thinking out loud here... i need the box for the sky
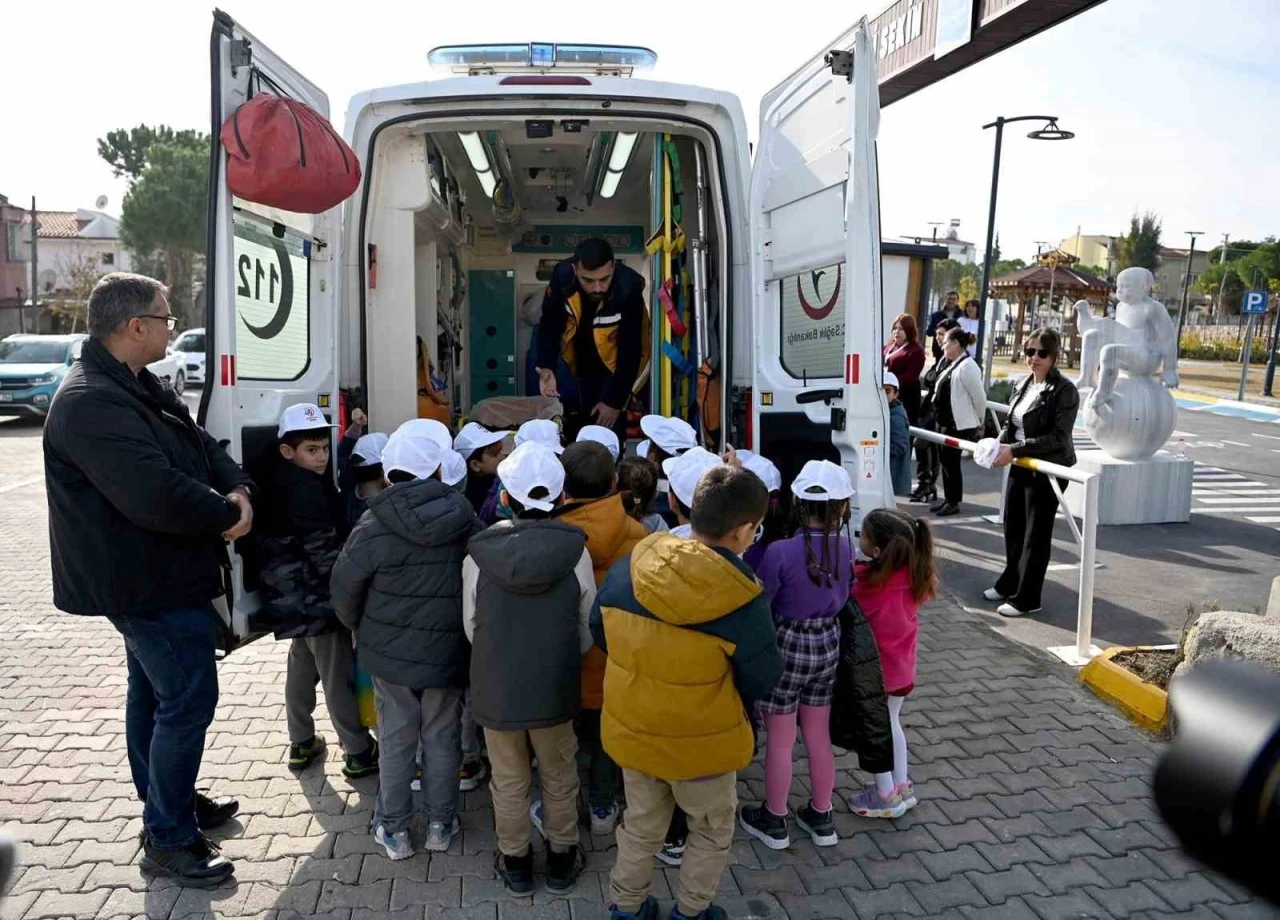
[2,0,1277,263]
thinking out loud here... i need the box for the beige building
[1153,246,1212,310]
[1058,232,1116,274]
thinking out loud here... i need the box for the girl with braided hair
[848,508,937,818]
[740,460,854,851]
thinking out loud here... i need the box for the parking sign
[1242,290,1269,314]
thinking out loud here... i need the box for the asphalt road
[914,401,1280,658]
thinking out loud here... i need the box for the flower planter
[1079,645,1172,733]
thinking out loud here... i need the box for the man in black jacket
[534,238,646,442]
[925,291,962,360]
[43,272,251,887]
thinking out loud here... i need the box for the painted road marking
[1192,489,1280,496]
[1247,516,1280,524]
[1194,496,1280,505]
[0,475,43,496]
[1253,433,1280,441]
[1222,440,1250,448]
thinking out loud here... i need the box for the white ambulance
[202,11,890,644]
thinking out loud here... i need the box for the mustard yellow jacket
[590,534,782,781]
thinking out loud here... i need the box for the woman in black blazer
[986,328,1079,618]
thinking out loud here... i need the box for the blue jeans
[106,606,220,849]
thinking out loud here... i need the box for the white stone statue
[1074,267,1179,460]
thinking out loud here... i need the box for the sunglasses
[1024,346,1053,359]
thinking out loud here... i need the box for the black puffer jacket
[829,598,893,774]
[331,478,481,689]
[43,338,250,618]
[251,459,347,640]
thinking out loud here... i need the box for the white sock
[874,771,896,798]
[889,696,909,786]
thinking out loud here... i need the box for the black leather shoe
[140,835,234,888]
[196,792,240,831]
[934,502,961,517]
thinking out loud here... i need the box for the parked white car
[170,327,206,386]
[147,350,186,395]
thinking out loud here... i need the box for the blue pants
[106,607,220,849]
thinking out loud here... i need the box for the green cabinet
[468,270,516,399]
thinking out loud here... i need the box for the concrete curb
[1079,646,1170,734]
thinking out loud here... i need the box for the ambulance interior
[359,116,727,444]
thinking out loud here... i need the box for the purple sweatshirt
[757,531,854,621]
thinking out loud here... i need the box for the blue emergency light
[427,44,657,76]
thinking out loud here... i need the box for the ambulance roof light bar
[428,43,657,77]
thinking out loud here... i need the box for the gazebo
[989,251,1112,367]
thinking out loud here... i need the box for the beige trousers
[610,769,738,915]
[484,721,580,855]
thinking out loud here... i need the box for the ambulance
[202,10,891,644]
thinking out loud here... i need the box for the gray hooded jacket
[331,477,482,689]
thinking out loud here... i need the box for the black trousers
[915,439,940,493]
[995,466,1065,611]
[939,427,979,505]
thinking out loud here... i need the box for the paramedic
[535,238,646,441]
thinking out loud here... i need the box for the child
[546,440,647,837]
[736,450,784,573]
[661,447,724,540]
[256,403,378,779]
[454,422,509,516]
[337,409,389,528]
[617,457,668,534]
[849,508,935,818]
[331,425,483,859]
[479,418,563,524]
[462,442,596,895]
[740,460,854,850]
[576,423,621,461]
[638,415,697,526]
[593,467,782,920]
[883,372,912,497]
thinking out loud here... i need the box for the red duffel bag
[220,94,361,214]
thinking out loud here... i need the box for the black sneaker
[739,804,790,850]
[656,836,685,866]
[140,835,234,888]
[343,740,379,779]
[671,905,728,920]
[546,844,586,892]
[195,792,240,831]
[795,802,838,847]
[610,896,660,920]
[459,758,488,792]
[495,848,534,896]
[288,735,326,771]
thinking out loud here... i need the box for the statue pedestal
[1064,449,1193,525]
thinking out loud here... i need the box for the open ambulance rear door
[749,19,890,524]
[201,10,346,646]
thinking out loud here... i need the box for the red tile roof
[20,211,83,239]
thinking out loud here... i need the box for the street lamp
[976,116,1075,390]
[1175,230,1204,360]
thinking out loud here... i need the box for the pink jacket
[852,563,919,695]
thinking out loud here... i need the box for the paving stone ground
[1,420,1277,919]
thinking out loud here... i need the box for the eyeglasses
[136,314,177,331]
[1024,346,1053,359]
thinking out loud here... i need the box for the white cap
[576,424,620,460]
[395,418,453,453]
[441,450,468,486]
[640,415,697,456]
[351,432,389,467]
[737,449,782,493]
[382,429,446,481]
[498,441,564,512]
[636,439,652,459]
[515,418,564,454]
[883,371,900,391]
[454,422,508,457]
[662,446,724,509]
[791,459,854,501]
[278,403,337,439]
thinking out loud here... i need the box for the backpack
[221,89,361,214]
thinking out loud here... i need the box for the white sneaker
[374,824,413,861]
[589,803,619,837]
[530,800,545,839]
[424,816,460,853]
[997,602,1041,618]
[983,587,1007,602]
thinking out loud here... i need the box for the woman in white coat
[931,327,987,516]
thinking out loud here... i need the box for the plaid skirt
[757,615,842,715]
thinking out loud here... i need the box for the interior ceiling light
[599,132,638,199]
[477,170,497,198]
[458,132,491,171]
